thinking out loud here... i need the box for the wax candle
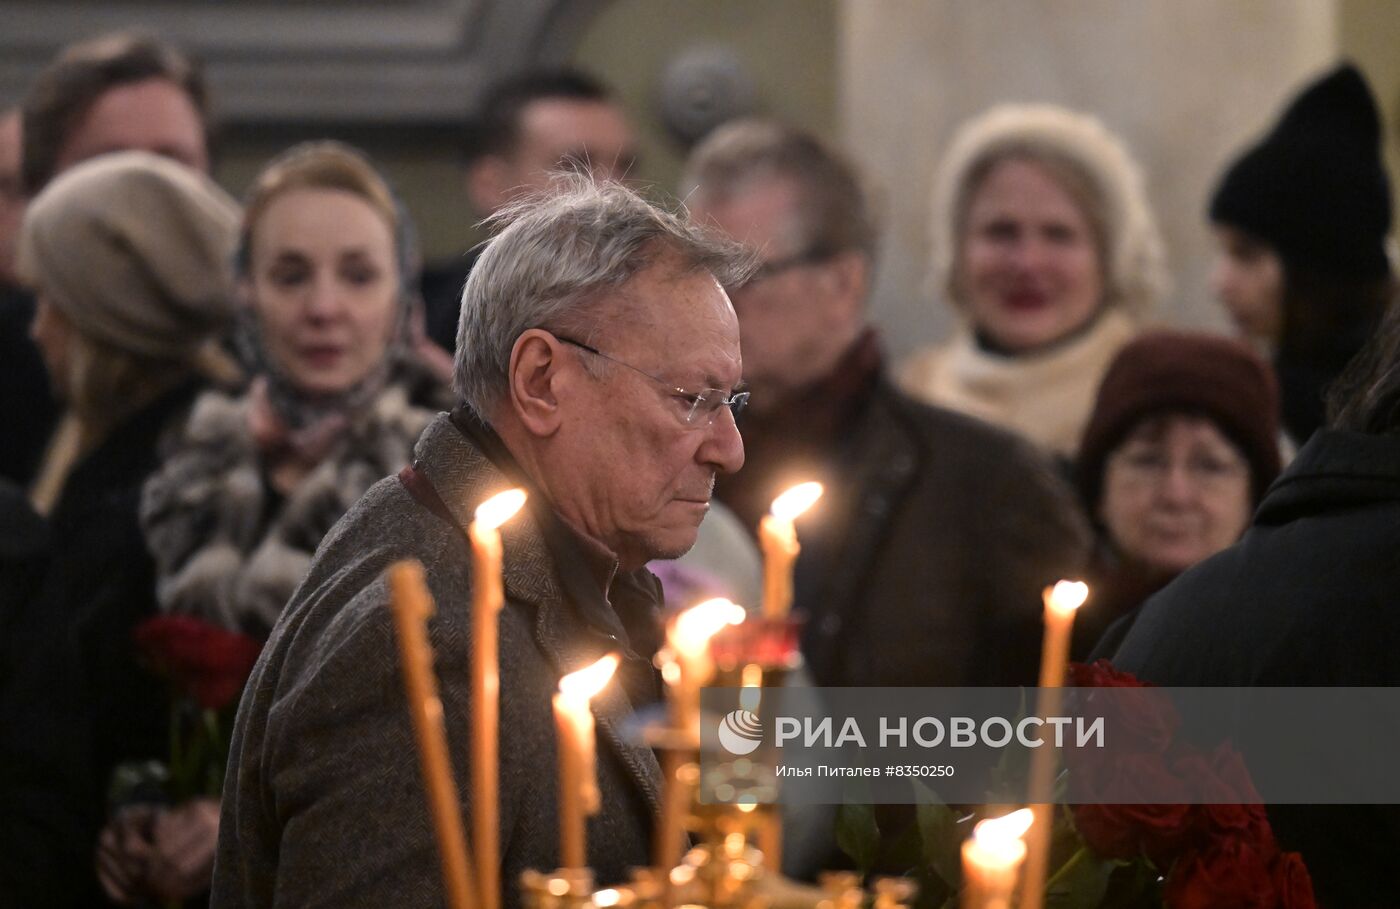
[667,597,747,734]
[388,560,478,909]
[467,488,525,909]
[961,809,1033,909]
[759,482,823,619]
[655,598,746,871]
[554,654,620,870]
[1019,580,1089,909]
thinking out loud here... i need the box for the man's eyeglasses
[555,335,749,426]
[742,247,836,285]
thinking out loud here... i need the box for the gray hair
[453,172,756,415]
[681,118,878,262]
[930,103,1168,317]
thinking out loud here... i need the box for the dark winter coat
[0,380,202,908]
[210,412,665,909]
[754,377,1092,688]
[1112,430,1400,909]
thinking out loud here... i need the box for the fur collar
[140,379,436,637]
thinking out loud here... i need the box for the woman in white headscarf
[900,104,1168,460]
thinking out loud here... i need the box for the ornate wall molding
[0,0,608,123]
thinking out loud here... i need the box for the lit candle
[1019,580,1089,909]
[387,560,478,909]
[759,482,823,619]
[667,598,747,735]
[467,488,526,909]
[656,598,746,870]
[554,654,620,870]
[961,809,1033,909]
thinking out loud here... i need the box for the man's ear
[507,329,565,437]
[466,156,514,216]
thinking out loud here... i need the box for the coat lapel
[414,415,664,814]
[531,592,664,816]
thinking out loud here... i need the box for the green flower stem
[1043,845,1091,891]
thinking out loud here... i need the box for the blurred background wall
[3,0,1398,352]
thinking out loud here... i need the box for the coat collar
[1256,430,1400,524]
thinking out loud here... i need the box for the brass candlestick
[519,868,595,909]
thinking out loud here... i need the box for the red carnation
[1165,838,1277,909]
[1271,851,1317,909]
[134,614,262,710]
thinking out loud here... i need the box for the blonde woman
[140,141,443,641]
[900,104,1167,459]
[1,150,238,907]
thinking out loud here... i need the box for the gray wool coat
[210,413,666,909]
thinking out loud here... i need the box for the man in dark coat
[1111,304,1400,909]
[211,176,754,908]
[683,120,1091,689]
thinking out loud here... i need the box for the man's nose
[700,406,745,475]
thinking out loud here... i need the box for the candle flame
[559,653,620,701]
[770,481,823,522]
[1045,579,1089,616]
[974,808,1034,844]
[670,597,746,660]
[474,488,527,531]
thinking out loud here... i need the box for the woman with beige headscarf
[0,150,238,908]
[899,104,1168,460]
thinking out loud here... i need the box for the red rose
[1069,658,1145,689]
[1173,744,1273,850]
[134,615,263,710]
[1071,751,1194,864]
[1164,839,1277,909]
[1069,660,1180,754]
[1271,851,1317,909]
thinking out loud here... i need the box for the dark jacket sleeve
[211,564,556,909]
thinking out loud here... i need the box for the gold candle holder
[817,871,862,909]
[672,824,766,909]
[520,868,596,909]
[871,877,918,909]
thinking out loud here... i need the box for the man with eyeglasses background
[682,119,1092,691]
[211,175,753,908]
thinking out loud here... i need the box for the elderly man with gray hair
[210,175,752,908]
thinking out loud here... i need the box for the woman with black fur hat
[1210,62,1395,445]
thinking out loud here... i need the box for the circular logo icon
[717,709,763,755]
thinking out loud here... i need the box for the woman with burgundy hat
[1209,62,1395,445]
[1074,330,1282,657]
